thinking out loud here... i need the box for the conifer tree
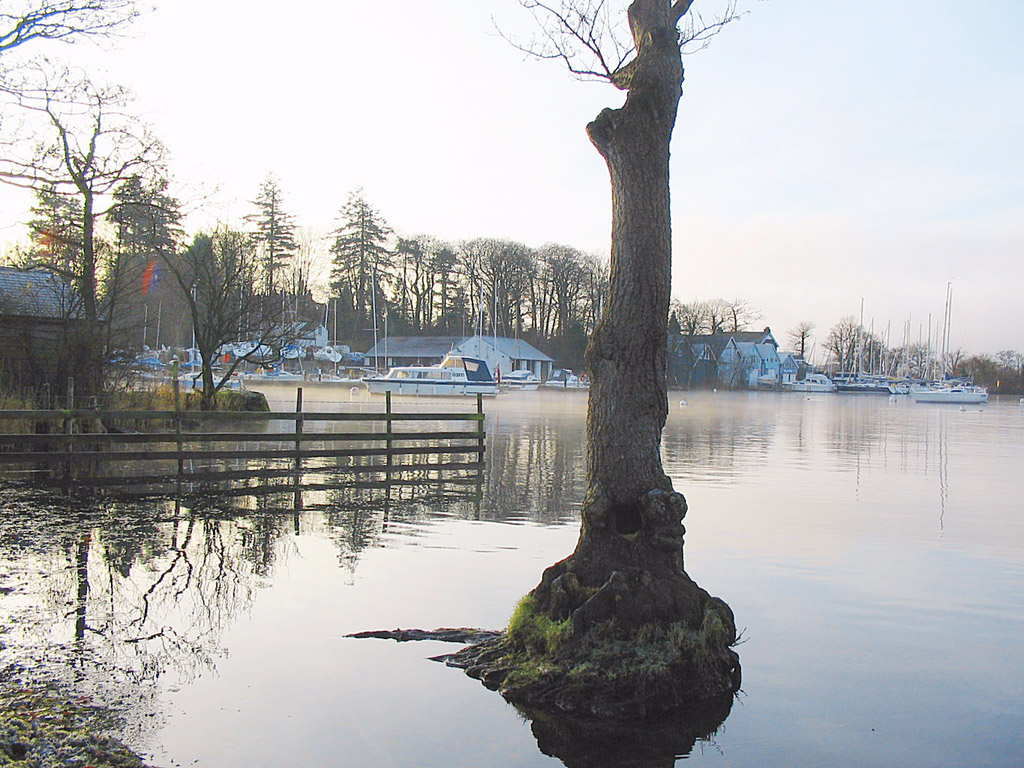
[329,189,392,345]
[247,173,297,295]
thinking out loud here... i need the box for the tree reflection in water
[520,694,733,767]
[0,410,623,762]
[0,492,270,711]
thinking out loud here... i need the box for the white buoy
[1019,398,1024,405]
[349,386,360,402]
[678,399,687,407]
[889,395,898,403]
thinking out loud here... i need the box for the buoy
[959,406,966,412]
[889,395,898,403]
[349,386,360,402]
[678,399,687,407]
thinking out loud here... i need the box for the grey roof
[0,267,76,319]
[365,335,553,363]
[464,335,553,363]
[681,327,777,353]
[364,336,463,359]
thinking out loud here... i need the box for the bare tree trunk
[533,0,694,624]
[496,0,739,713]
[447,0,740,719]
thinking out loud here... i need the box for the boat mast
[941,281,953,377]
[371,265,380,371]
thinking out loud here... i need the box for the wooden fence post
[476,393,484,459]
[294,387,303,472]
[63,377,75,487]
[385,390,393,479]
[172,361,183,476]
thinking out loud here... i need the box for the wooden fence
[0,387,486,495]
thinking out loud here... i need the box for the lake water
[1,389,1022,767]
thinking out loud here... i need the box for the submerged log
[346,628,502,644]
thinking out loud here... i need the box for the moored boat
[501,369,541,391]
[364,355,498,396]
[783,373,836,393]
[910,383,988,404]
[833,373,900,395]
[542,369,589,390]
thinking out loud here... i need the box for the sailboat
[911,283,988,404]
[910,382,988,404]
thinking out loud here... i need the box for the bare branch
[0,0,138,56]
[498,0,632,83]
[501,0,744,86]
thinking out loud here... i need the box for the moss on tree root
[448,593,741,718]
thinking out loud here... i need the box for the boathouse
[0,266,85,391]
[364,335,554,381]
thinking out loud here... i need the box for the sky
[1,0,1022,357]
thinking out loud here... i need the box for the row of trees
[326,190,609,361]
[0,3,614,403]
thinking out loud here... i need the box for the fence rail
[0,386,486,492]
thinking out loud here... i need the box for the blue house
[670,327,782,388]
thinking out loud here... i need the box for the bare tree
[723,298,762,332]
[538,242,588,337]
[455,0,743,716]
[671,298,707,335]
[283,226,327,301]
[787,320,815,359]
[826,315,861,374]
[162,230,283,410]
[1,66,163,396]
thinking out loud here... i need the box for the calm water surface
[1,389,1022,767]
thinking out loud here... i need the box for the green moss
[507,594,572,657]
[498,597,739,710]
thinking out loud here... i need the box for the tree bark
[585,0,679,509]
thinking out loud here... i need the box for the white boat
[232,341,276,364]
[783,373,836,393]
[911,383,988,404]
[833,373,898,395]
[364,355,498,396]
[501,369,541,391]
[542,369,589,390]
[313,345,345,364]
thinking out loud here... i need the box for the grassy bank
[0,677,151,768]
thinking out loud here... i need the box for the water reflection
[520,695,733,767]
[0,429,581,690]
[5,392,1018,766]
[485,416,587,524]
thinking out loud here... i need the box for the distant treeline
[960,353,1024,395]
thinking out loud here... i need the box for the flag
[142,259,161,295]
